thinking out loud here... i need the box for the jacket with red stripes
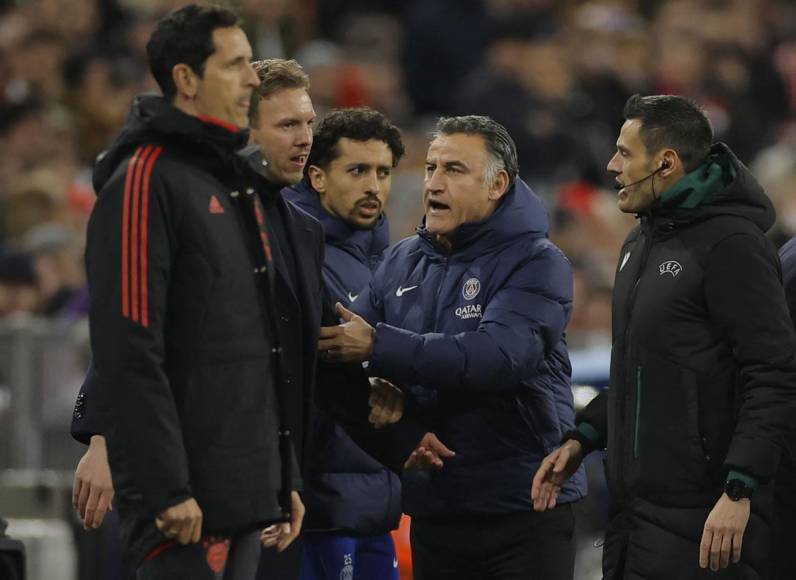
[86,95,323,565]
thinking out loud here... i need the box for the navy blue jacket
[283,182,402,535]
[353,179,587,517]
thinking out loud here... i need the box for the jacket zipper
[430,257,449,332]
[617,220,655,493]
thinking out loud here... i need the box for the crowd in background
[1,0,796,351]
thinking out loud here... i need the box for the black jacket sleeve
[704,233,796,481]
[573,389,608,453]
[70,361,103,445]
[86,156,191,515]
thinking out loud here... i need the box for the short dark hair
[146,4,240,101]
[307,108,405,169]
[623,94,713,172]
[434,115,519,184]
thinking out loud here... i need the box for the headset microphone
[614,160,669,191]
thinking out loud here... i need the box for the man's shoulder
[380,235,422,265]
[283,197,323,236]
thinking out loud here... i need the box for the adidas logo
[209,195,224,214]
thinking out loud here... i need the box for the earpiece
[660,159,671,170]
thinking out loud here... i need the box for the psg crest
[462,277,481,300]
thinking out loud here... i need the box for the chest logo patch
[462,277,481,300]
[659,260,682,277]
[456,304,482,320]
[209,195,225,214]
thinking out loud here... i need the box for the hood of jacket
[93,94,251,195]
[416,177,549,261]
[652,142,775,233]
[283,180,390,262]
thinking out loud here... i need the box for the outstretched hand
[261,491,305,552]
[318,303,375,363]
[531,439,584,511]
[404,432,456,471]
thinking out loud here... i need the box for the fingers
[335,302,354,321]
[426,434,455,458]
[72,472,82,511]
[732,530,743,564]
[156,500,202,544]
[83,485,100,529]
[413,447,443,469]
[191,512,203,544]
[719,531,732,569]
[553,448,571,474]
[75,477,91,521]
[261,525,279,549]
[318,326,343,339]
[318,337,339,351]
[710,529,723,571]
[368,385,403,428]
[531,455,553,502]
[699,527,712,569]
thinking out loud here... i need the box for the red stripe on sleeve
[139,146,163,328]
[121,147,144,319]
[130,145,154,323]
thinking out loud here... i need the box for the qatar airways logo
[455,304,482,320]
[659,260,683,277]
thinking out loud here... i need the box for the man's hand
[531,439,584,511]
[155,498,203,545]
[73,435,114,530]
[699,493,750,571]
[368,378,404,428]
[318,303,375,363]
[403,432,455,470]
[261,491,305,552]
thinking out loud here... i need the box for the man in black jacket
[74,41,427,577]
[85,7,317,578]
[532,94,796,580]
[772,237,796,580]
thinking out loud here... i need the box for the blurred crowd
[1,0,796,349]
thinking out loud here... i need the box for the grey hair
[433,115,519,186]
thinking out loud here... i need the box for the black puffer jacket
[87,95,323,566]
[579,143,796,579]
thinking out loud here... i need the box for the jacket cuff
[562,422,603,454]
[726,469,758,490]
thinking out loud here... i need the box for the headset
[616,159,670,190]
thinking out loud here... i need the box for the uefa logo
[659,260,683,277]
[462,277,481,300]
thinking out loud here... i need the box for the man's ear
[307,165,326,193]
[488,169,510,201]
[172,63,199,98]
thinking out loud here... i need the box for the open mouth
[290,154,307,167]
[427,199,451,212]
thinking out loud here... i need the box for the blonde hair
[248,59,310,121]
